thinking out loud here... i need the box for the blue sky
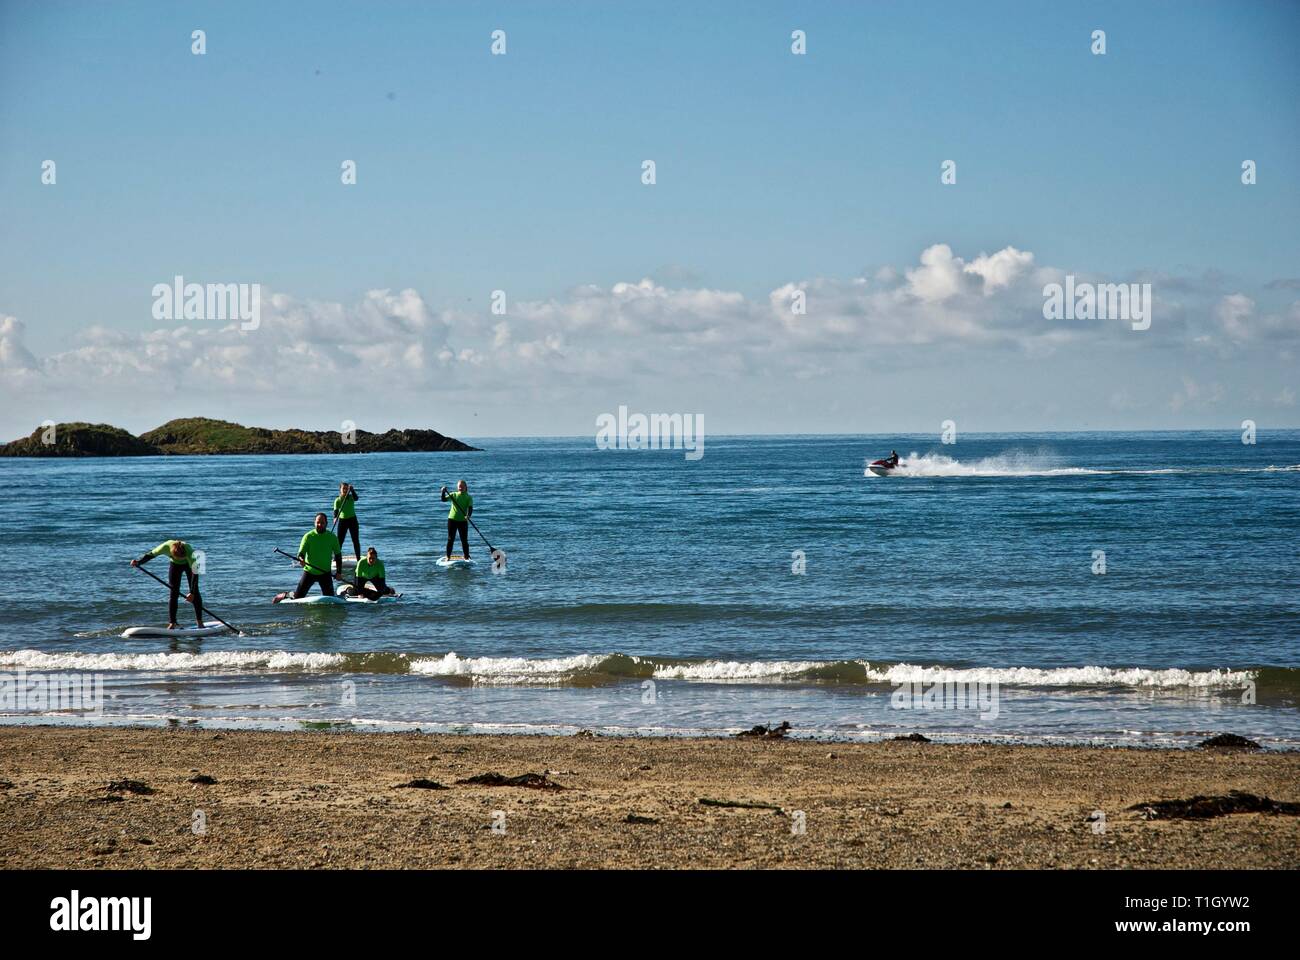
[1,0,1298,438]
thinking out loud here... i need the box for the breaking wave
[0,648,1279,693]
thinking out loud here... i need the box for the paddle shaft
[133,562,243,635]
[331,486,357,534]
[275,547,351,582]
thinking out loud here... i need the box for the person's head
[366,547,378,562]
[339,482,350,494]
[314,512,328,532]
[170,541,188,559]
[457,479,468,493]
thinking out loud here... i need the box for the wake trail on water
[864,449,1300,478]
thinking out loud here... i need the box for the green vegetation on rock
[2,417,479,457]
[0,423,161,457]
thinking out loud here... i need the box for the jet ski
[866,451,902,476]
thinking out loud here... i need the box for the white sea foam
[0,650,346,672]
[653,659,835,680]
[0,649,1255,689]
[656,659,1251,688]
[408,651,623,684]
[866,663,1254,687]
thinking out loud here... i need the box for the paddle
[330,484,357,535]
[442,486,506,568]
[273,547,351,582]
[132,563,243,636]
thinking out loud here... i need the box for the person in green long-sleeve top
[342,546,396,601]
[273,513,342,603]
[333,482,360,559]
[441,480,473,560]
[130,539,203,630]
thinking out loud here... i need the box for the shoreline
[0,715,1295,752]
[3,724,1297,869]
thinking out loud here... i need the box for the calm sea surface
[2,431,1297,747]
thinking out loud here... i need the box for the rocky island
[0,417,480,456]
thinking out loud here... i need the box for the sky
[1,0,1298,440]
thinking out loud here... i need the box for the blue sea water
[1,431,1298,747]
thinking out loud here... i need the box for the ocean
[2,431,1297,747]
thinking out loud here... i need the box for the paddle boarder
[344,546,396,601]
[274,513,343,602]
[130,540,203,630]
[333,482,361,559]
[441,480,473,560]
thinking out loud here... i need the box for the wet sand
[2,725,1297,869]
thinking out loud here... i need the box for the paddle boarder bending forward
[344,546,396,600]
[131,540,203,630]
[274,513,343,602]
[441,480,473,560]
[333,482,360,559]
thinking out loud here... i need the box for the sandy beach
[1,725,1297,869]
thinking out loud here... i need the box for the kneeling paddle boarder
[274,513,343,602]
[343,546,396,600]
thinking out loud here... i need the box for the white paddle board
[122,621,229,638]
[436,556,476,569]
[277,594,348,605]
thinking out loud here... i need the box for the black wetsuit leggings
[168,564,201,625]
[354,576,390,600]
[337,516,360,558]
[294,570,336,598]
[446,519,469,558]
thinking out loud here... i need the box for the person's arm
[132,542,168,566]
[297,533,310,564]
[349,486,359,503]
[440,486,449,502]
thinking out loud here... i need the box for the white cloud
[1215,293,1254,340]
[2,246,1295,427]
[905,243,967,302]
[1169,376,1226,413]
[0,315,38,374]
[965,246,1034,293]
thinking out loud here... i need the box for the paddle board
[342,593,401,603]
[277,594,348,605]
[436,556,476,569]
[122,622,229,638]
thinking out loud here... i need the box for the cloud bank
[2,243,1297,433]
